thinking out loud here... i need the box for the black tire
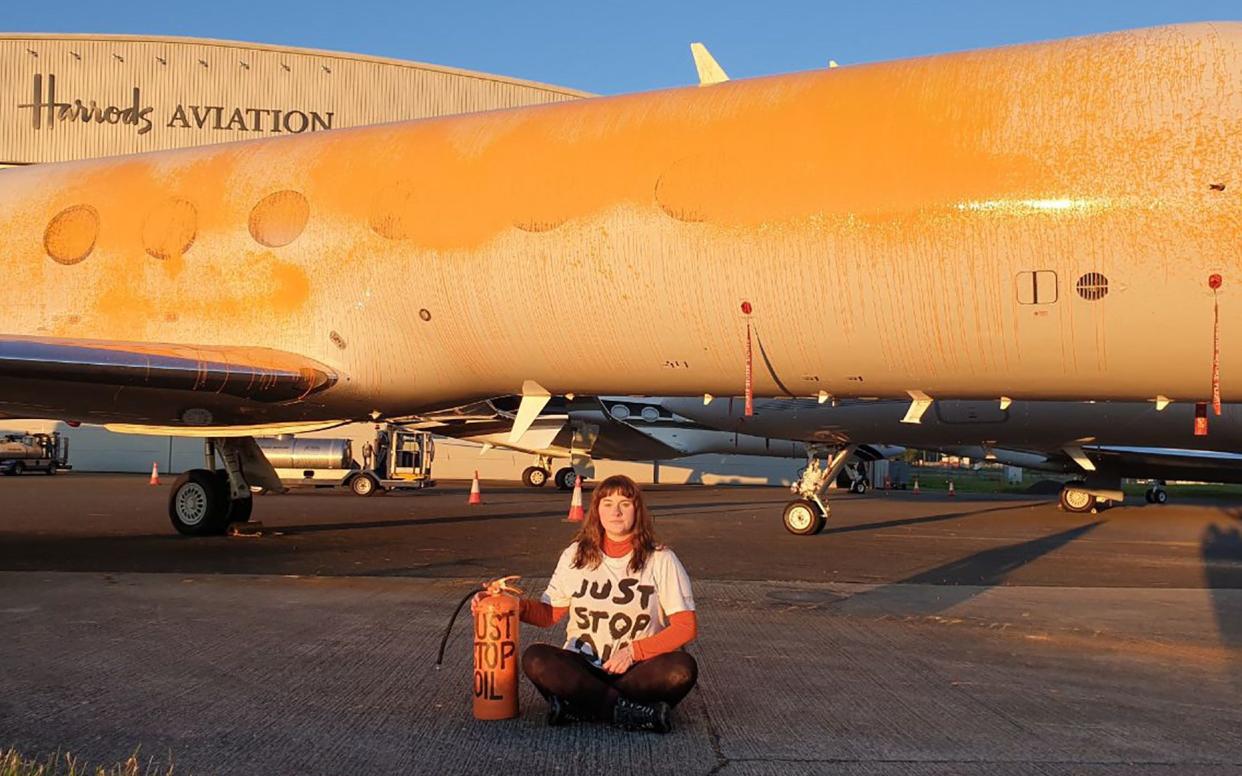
[11,462,23,476]
[850,480,868,495]
[168,469,230,536]
[554,467,577,491]
[1144,490,1155,504]
[45,463,56,476]
[1153,489,1168,504]
[350,473,378,497]
[522,466,549,488]
[783,499,826,536]
[225,495,253,523]
[212,469,253,523]
[1059,486,1096,514]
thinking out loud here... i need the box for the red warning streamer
[1210,274,1222,416]
[741,301,755,416]
[744,318,754,417]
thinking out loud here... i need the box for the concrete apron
[0,572,1238,775]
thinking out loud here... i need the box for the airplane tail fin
[690,42,729,86]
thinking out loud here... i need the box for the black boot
[611,698,672,733]
[546,696,584,726]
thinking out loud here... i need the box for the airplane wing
[1080,445,1242,484]
[0,334,339,428]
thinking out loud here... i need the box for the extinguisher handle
[488,575,524,596]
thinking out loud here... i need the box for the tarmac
[1,474,1240,775]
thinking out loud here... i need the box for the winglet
[1063,444,1097,472]
[690,42,729,86]
[901,390,934,424]
[509,380,552,445]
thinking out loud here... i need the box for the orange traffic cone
[566,475,585,523]
[912,477,920,495]
[149,462,160,486]
[947,478,956,497]
[468,470,483,505]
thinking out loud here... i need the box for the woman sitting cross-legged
[518,474,698,733]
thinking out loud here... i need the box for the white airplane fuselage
[2,24,1242,429]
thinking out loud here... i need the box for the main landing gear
[782,444,857,536]
[1058,484,1098,514]
[1057,480,1124,514]
[1144,481,1168,504]
[520,464,577,490]
[168,437,281,536]
[521,456,555,488]
[521,466,550,488]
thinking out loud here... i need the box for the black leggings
[522,643,698,719]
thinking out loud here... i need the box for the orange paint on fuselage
[2,23,1242,419]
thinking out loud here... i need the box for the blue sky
[6,1,1241,93]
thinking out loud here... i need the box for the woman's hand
[602,644,635,674]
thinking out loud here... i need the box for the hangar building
[0,34,798,485]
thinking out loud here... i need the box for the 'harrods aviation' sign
[17,74,335,136]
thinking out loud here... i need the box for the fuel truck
[0,432,71,475]
[256,424,435,496]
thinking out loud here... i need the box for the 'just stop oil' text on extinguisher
[436,575,523,720]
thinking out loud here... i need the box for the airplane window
[611,405,631,420]
[1076,272,1109,301]
[641,407,660,422]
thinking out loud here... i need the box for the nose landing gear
[781,444,857,536]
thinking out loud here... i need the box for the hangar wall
[0,34,588,164]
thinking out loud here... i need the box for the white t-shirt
[541,542,695,665]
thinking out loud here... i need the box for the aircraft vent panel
[1015,270,1058,304]
[1076,272,1109,301]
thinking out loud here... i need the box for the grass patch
[0,749,174,776]
[901,467,1242,500]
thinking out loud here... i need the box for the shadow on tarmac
[1204,509,1242,650]
[275,500,780,536]
[848,521,1105,615]
[821,501,1046,535]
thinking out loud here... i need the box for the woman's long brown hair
[571,474,659,574]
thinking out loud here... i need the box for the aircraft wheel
[1059,486,1096,514]
[1151,488,1167,504]
[45,463,56,475]
[850,480,868,495]
[554,467,577,490]
[350,473,379,497]
[783,499,826,536]
[169,469,229,536]
[11,462,23,476]
[522,466,550,488]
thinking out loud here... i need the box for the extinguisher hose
[435,587,483,668]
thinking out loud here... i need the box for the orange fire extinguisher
[436,575,523,720]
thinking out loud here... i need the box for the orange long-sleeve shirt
[519,536,697,660]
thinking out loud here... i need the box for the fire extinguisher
[436,575,523,720]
